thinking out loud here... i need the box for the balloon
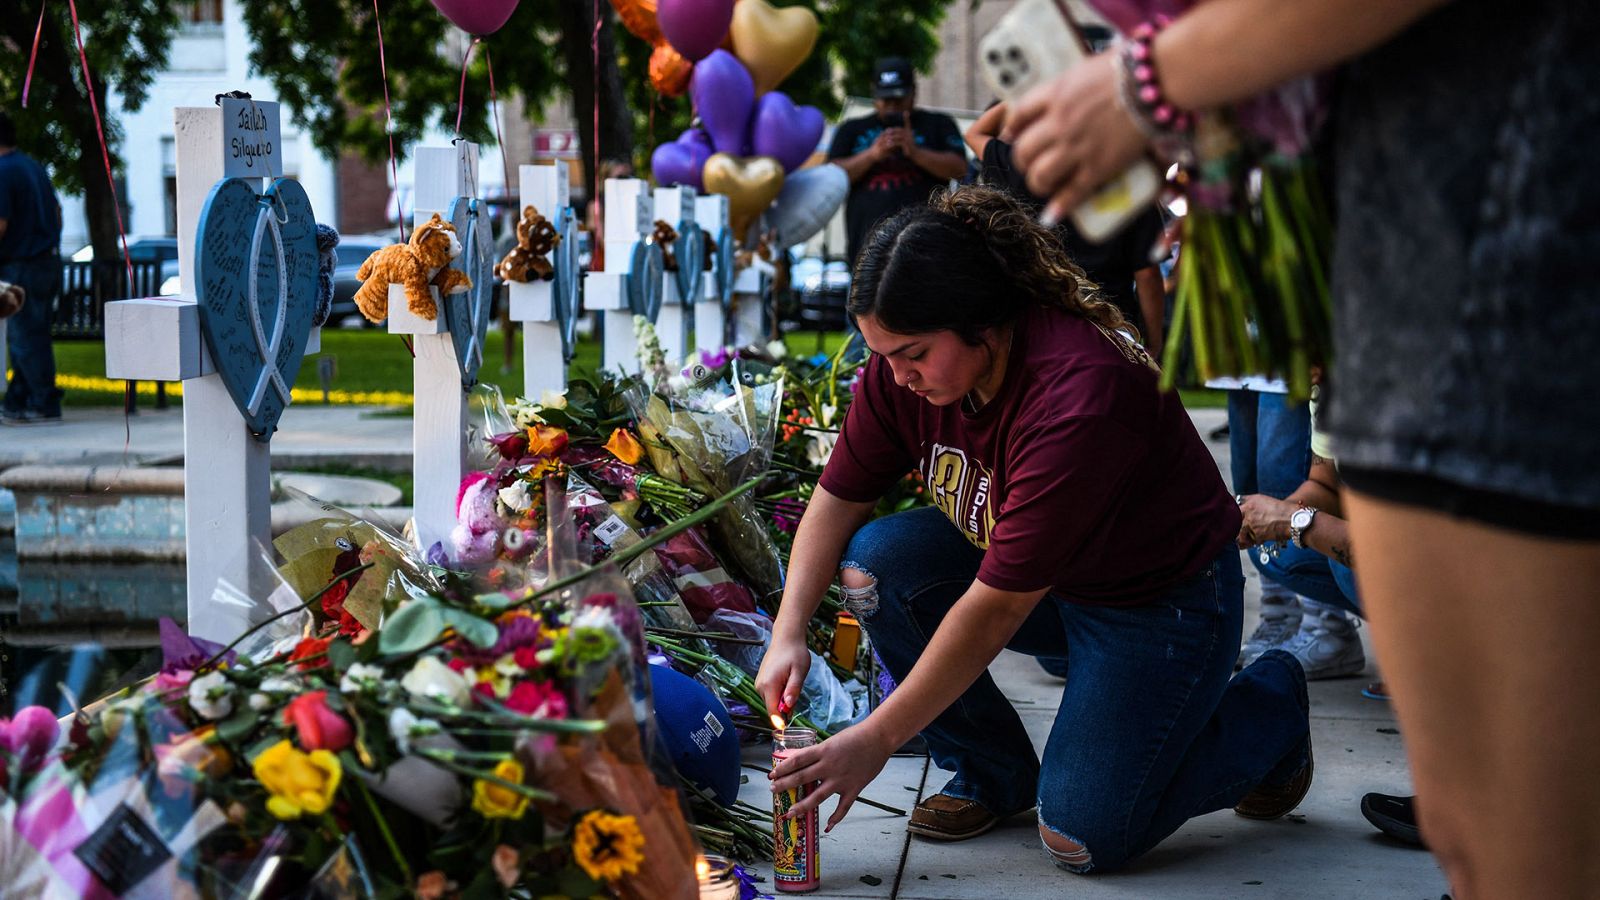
[729,0,818,94]
[658,0,734,62]
[750,91,823,172]
[429,0,519,35]
[651,128,715,189]
[702,153,785,238]
[649,42,694,97]
[609,0,661,44]
[690,50,755,156]
[767,162,848,246]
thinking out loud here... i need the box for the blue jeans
[2,257,63,416]
[1254,543,1363,617]
[1228,390,1310,499]
[843,508,1310,873]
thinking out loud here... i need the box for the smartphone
[978,0,1163,242]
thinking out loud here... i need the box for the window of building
[181,0,224,27]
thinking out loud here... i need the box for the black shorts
[1341,466,1600,542]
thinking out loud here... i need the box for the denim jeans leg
[843,507,1050,816]
[1226,390,1260,495]
[1252,392,1312,499]
[1329,560,1362,617]
[1034,550,1309,873]
[1,258,62,416]
[1254,544,1359,615]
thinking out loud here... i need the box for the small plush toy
[352,213,472,322]
[0,280,23,319]
[651,219,680,272]
[313,223,340,326]
[495,205,560,283]
[451,472,502,567]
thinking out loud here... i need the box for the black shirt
[828,109,965,267]
[981,137,1164,336]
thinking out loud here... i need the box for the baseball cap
[873,57,915,99]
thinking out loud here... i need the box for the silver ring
[1235,494,1244,506]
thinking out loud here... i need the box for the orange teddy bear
[353,213,472,322]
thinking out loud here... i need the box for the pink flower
[155,669,195,693]
[282,690,354,752]
[505,681,568,719]
[0,706,60,773]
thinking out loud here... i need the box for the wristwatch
[1289,506,1318,549]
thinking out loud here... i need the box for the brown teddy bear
[0,280,24,319]
[495,205,560,283]
[651,219,679,272]
[353,212,472,322]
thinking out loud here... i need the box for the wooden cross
[652,184,700,366]
[585,177,664,375]
[505,161,578,400]
[693,193,734,354]
[102,99,322,642]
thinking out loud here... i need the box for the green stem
[199,563,376,672]
[353,778,412,884]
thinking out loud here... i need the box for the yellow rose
[252,739,342,820]
[472,758,531,820]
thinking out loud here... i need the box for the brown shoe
[1235,743,1315,820]
[907,794,1003,841]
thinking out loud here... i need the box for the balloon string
[21,3,45,108]
[454,36,480,138]
[485,45,512,221]
[62,0,133,289]
[592,0,603,264]
[373,0,405,243]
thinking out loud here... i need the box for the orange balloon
[649,42,693,97]
[609,0,661,45]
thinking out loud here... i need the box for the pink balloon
[658,0,734,62]
[430,0,519,35]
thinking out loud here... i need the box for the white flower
[340,662,386,694]
[494,654,524,678]
[248,693,272,711]
[806,431,838,469]
[388,708,442,756]
[766,339,789,360]
[497,481,533,513]
[258,676,299,695]
[400,656,471,707]
[573,605,619,634]
[187,671,233,720]
[818,402,838,429]
[539,389,567,410]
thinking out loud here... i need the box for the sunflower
[571,810,645,882]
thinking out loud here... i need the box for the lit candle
[697,854,739,900]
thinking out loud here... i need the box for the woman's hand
[1005,52,1149,225]
[1237,494,1297,546]
[755,633,812,716]
[769,719,895,832]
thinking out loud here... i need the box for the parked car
[329,235,392,323]
[71,237,182,294]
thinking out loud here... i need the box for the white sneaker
[1279,605,1366,680]
[1237,598,1303,670]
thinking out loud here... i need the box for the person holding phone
[826,58,967,269]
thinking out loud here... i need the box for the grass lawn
[44,325,1227,409]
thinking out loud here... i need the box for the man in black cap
[827,58,966,268]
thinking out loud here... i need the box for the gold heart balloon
[729,0,819,94]
[703,153,786,238]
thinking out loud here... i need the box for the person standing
[827,58,967,270]
[0,111,63,424]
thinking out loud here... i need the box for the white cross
[585,178,664,374]
[694,193,732,354]
[505,161,573,399]
[101,100,322,643]
[653,184,697,366]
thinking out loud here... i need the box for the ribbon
[64,0,135,289]
[592,0,604,268]
[453,36,481,137]
[21,4,46,108]
[373,0,405,243]
[485,45,512,225]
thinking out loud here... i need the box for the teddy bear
[651,219,679,272]
[451,472,503,567]
[0,280,23,320]
[352,212,472,322]
[313,223,339,326]
[496,205,561,284]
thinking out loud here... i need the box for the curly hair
[848,185,1135,345]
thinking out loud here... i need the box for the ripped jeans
[842,508,1310,873]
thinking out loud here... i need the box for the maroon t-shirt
[820,305,1240,606]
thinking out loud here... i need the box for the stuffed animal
[0,280,23,319]
[451,472,502,567]
[651,219,679,272]
[313,223,340,326]
[352,213,472,322]
[495,205,560,283]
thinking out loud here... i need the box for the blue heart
[627,241,665,323]
[551,207,582,361]
[444,196,495,385]
[714,226,737,310]
[194,177,318,440]
[674,221,706,307]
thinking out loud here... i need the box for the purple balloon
[652,128,715,190]
[751,92,825,173]
[429,0,519,35]
[691,50,756,156]
[658,0,734,62]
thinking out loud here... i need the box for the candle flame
[695,856,711,880]
[769,713,785,731]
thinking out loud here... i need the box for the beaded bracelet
[1113,18,1194,164]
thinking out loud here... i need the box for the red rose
[289,636,332,671]
[505,681,568,719]
[282,690,354,752]
[320,579,351,619]
[512,646,540,670]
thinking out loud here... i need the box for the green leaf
[439,608,499,649]
[216,703,259,745]
[378,598,448,655]
[326,639,357,672]
[557,866,602,898]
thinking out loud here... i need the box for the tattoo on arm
[1311,453,1335,468]
[1330,542,1354,568]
